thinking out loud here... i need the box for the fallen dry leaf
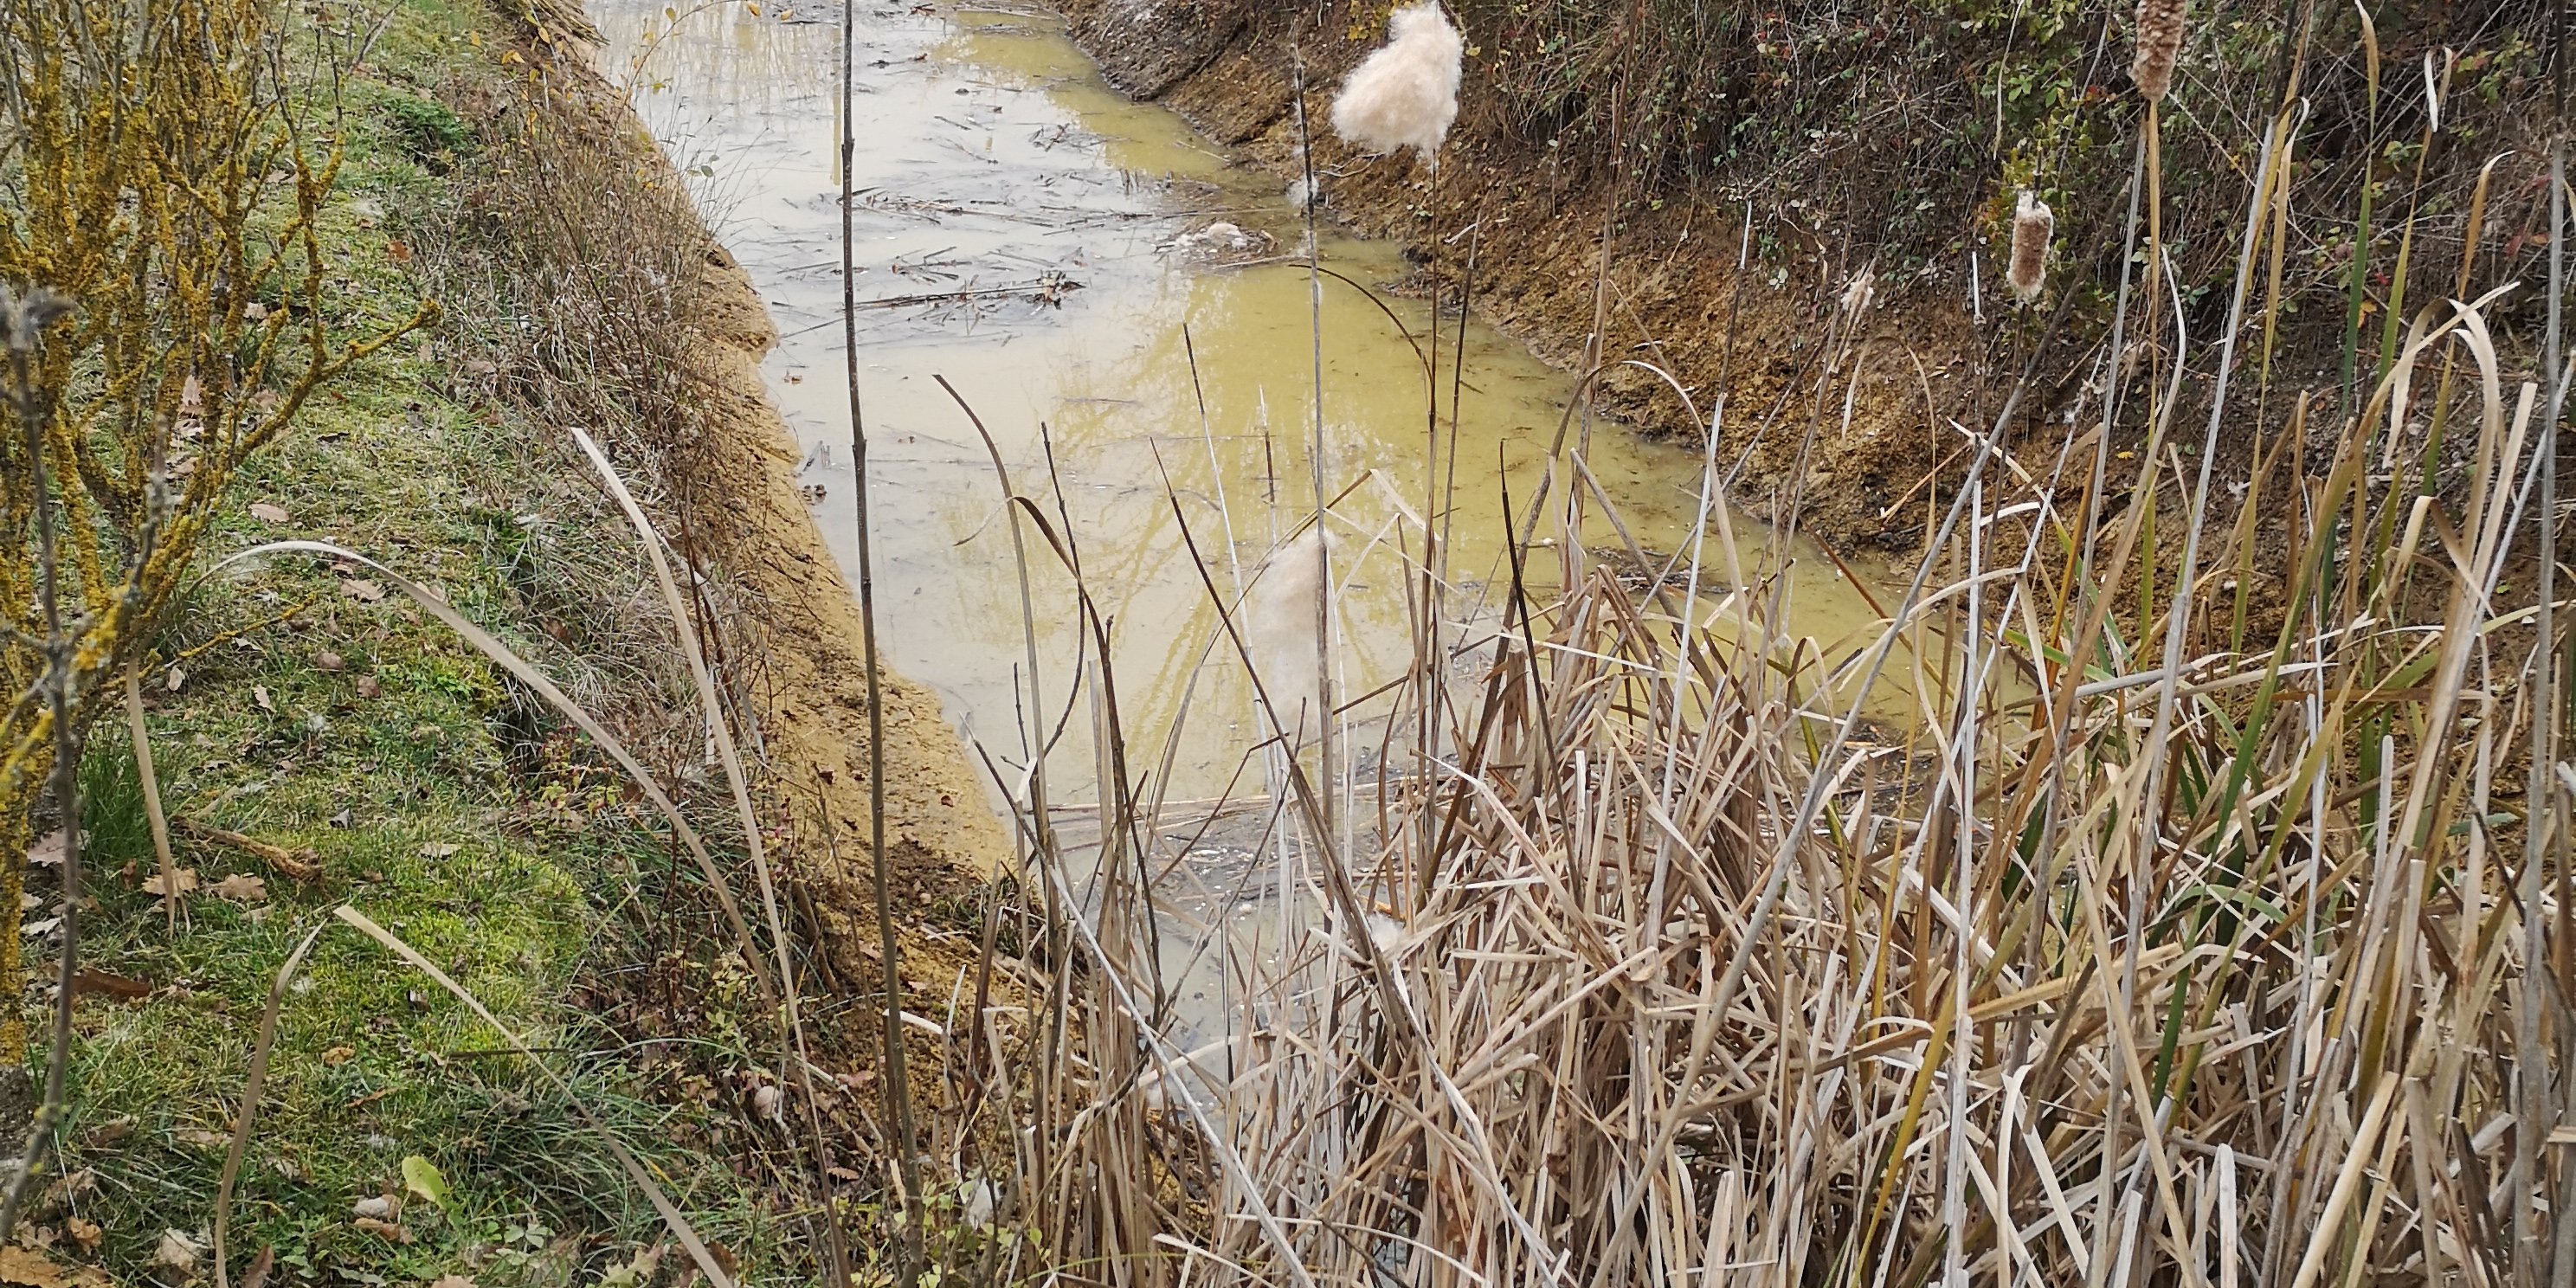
[248,501,291,525]
[385,239,412,263]
[341,578,386,603]
[428,1276,479,1288]
[351,1195,395,1220]
[142,868,198,898]
[0,1244,110,1287]
[315,651,346,673]
[252,685,275,713]
[418,843,460,859]
[174,1129,229,1150]
[164,666,185,692]
[35,1171,93,1217]
[64,1218,99,1253]
[69,969,151,1002]
[356,674,383,699]
[321,1046,355,1066]
[26,832,64,867]
[351,1215,409,1243]
[210,873,267,903]
[153,1228,203,1273]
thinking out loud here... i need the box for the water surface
[589,0,1900,807]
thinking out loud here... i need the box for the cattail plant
[2131,0,2186,101]
[1329,2,1464,166]
[2008,190,2053,303]
[1246,526,1330,747]
[1839,266,1877,315]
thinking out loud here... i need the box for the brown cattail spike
[2132,0,2186,101]
[2009,191,2053,305]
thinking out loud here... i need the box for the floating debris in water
[1162,220,1277,261]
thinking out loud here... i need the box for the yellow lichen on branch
[0,0,429,1061]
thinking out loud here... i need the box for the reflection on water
[589,1,1903,805]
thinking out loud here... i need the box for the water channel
[590,0,1903,803]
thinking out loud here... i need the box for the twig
[173,817,323,881]
[0,281,76,1246]
[841,0,925,1270]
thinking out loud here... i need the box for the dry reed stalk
[121,667,178,935]
[975,284,2562,1287]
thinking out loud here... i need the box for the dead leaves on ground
[140,860,272,909]
[0,1246,110,1288]
[209,873,268,902]
[351,1215,410,1244]
[141,867,199,899]
[152,1229,203,1277]
[68,970,151,1003]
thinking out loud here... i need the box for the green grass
[34,0,788,1281]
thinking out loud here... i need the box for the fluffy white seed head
[1329,3,1464,167]
[1247,527,1331,745]
[2008,190,2053,305]
[1840,266,1877,316]
[2131,0,2186,102]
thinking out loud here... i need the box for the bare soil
[679,249,1013,976]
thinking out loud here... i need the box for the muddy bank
[679,258,1013,912]
[475,11,1008,976]
[1059,0,1982,551]
[1054,0,2557,558]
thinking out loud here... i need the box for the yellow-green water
[591,0,1904,802]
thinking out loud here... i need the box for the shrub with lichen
[0,0,429,1060]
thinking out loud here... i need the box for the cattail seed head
[1330,3,1464,167]
[2008,190,2052,305]
[2131,0,2186,102]
[1248,527,1332,745]
[1840,267,1877,316]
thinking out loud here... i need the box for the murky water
[589,1,1903,808]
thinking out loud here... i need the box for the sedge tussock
[1330,2,1464,166]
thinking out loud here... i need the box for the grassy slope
[38,2,790,1282]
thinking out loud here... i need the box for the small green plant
[379,91,475,171]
